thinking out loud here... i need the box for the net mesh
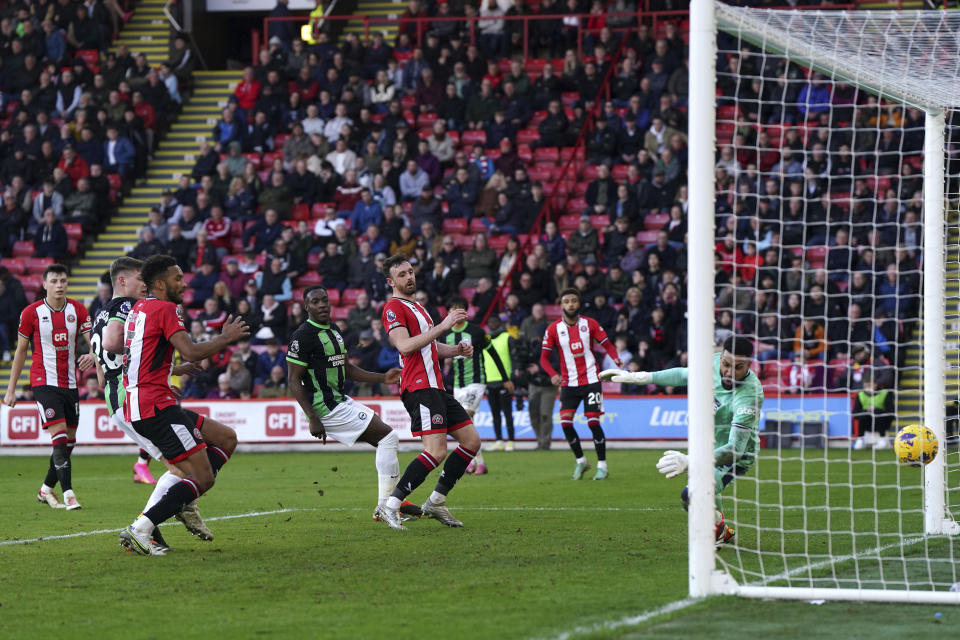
[710,4,960,596]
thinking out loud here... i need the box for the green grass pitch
[1,448,958,639]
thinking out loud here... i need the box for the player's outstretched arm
[169,315,250,362]
[3,335,30,407]
[599,367,689,387]
[287,361,326,443]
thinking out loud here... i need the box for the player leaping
[4,264,95,510]
[540,288,622,480]
[92,257,214,551]
[600,335,763,546]
[286,286,424,526]
[378,254,482,530]
[118,255,249,555]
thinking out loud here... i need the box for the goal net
[687,1,960,604]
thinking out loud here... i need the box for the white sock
[132,514,155,534]
[375,430,400,505]
[41,483,55,494]
[63,489,75,499]
[474,450,485,465]
[386,496,401,510]
[576,456,587,465]
[429,490,446,505]
[597,460,608,470]
[145,471,180,511]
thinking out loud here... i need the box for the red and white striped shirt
[540,315,617,387]
[17,298,91,389]
[382,297,444,393]
[123,297,186,422]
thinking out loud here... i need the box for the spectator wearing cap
[568,215,600,261]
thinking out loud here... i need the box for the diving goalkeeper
[600,336,763,546]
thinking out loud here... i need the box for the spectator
[463,233,498,286]
[257,364,288,398]
[207,373,239,399]
[346,291,377,334]
[349,188,383,232]
[226,353,253,397]
[259,170,293,218]
[794,317,826,361]
[567,215,600,261]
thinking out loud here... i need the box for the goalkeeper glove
[598,369,652,384]
[656,450,689,479]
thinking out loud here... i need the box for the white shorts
[453,383,486,414]
[319,397,376,446]
[111,412,163,461]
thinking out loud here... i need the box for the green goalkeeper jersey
[649,352,764,468]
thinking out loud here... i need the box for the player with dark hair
[540,288,622,480]
[601,335,763,546]
[440,296,493,475]
[378,254,481,529]
[93,257,212,551]
[4,264,95,510]
[118,255,249,555]
[287,285,423,524]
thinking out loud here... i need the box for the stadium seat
[558,214,580,231]
[262,151,281,166]
[455,234,474,249]
[20,274,42,296]
[0,257,26,275]
[307,252,321,270]
[442,218,468,233]
[295,271,323,287]
[565,197,588,214]
[459,286,477,301]
[243,152,262,169]
[182,272,195,286]
[13,241,34,257]
[636,230,659,245]
[326,289,340,306]
[527,166,553,182]
[291,203,310,221]
[517,129,539,145]
[517,144,533,163]
[544,304,562,320]
[590,215,608,230]
[461,130,487,147]
[561,92,579,107]
[644,213,670,229]
[312,202,334,218]
[469,218,488,233]
[488,235,511,250]
[582,165,600,179]
[75,49,99,72]
[341,288,364,305]
[24,257,53,273]
[416,112,437,128]
[331,306,350,320]
[806,246,828,268]
[534,147,559,165]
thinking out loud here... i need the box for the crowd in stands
[0,2,193,269]
[0,0,922,403]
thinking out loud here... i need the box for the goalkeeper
[600,335,763,545]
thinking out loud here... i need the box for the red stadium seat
[581,164,600,180]
[13,241,34,257]
[307,252,321,270]
[181,289,195,307]
[75,49,99,72]
[326,289,340,306]
[644,213,670,229]
[460,130,487,147]
[442,218,468,234]
[459,286,477,301]
[557,214,580,231]
[527,166,553,182]
[544,304,562,320]
[0,258,26,275]
[262,151,281,167]
[636,230,659,245]
[806,246,828,268]
[341,288,364,305]
[589,215,608,230]
[20,274,43,295]
[565,197,588,214]
[63,223,83,241]
[416,112,437,128]
[534,147,559,164]
[488,235,511,250]
[517,144,533,163]
[243,153,262,169]
[469,218,488,233]
[291,203,310,221]
[517,129,539,145]
[295,271,323,287]
[24,257,54,273]
[331,306,350,320]
[182,272,195,286]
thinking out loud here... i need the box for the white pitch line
[0,508,310,547]
[534,597,701,640]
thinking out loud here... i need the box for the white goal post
[688,0,960,604]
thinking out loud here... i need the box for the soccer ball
[894,425,939,466]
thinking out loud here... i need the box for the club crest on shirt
[176,307,185,322]
[67,314,76,323]
[289,339,299,355]
[386,310,396,322]
[335,333,344,345]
